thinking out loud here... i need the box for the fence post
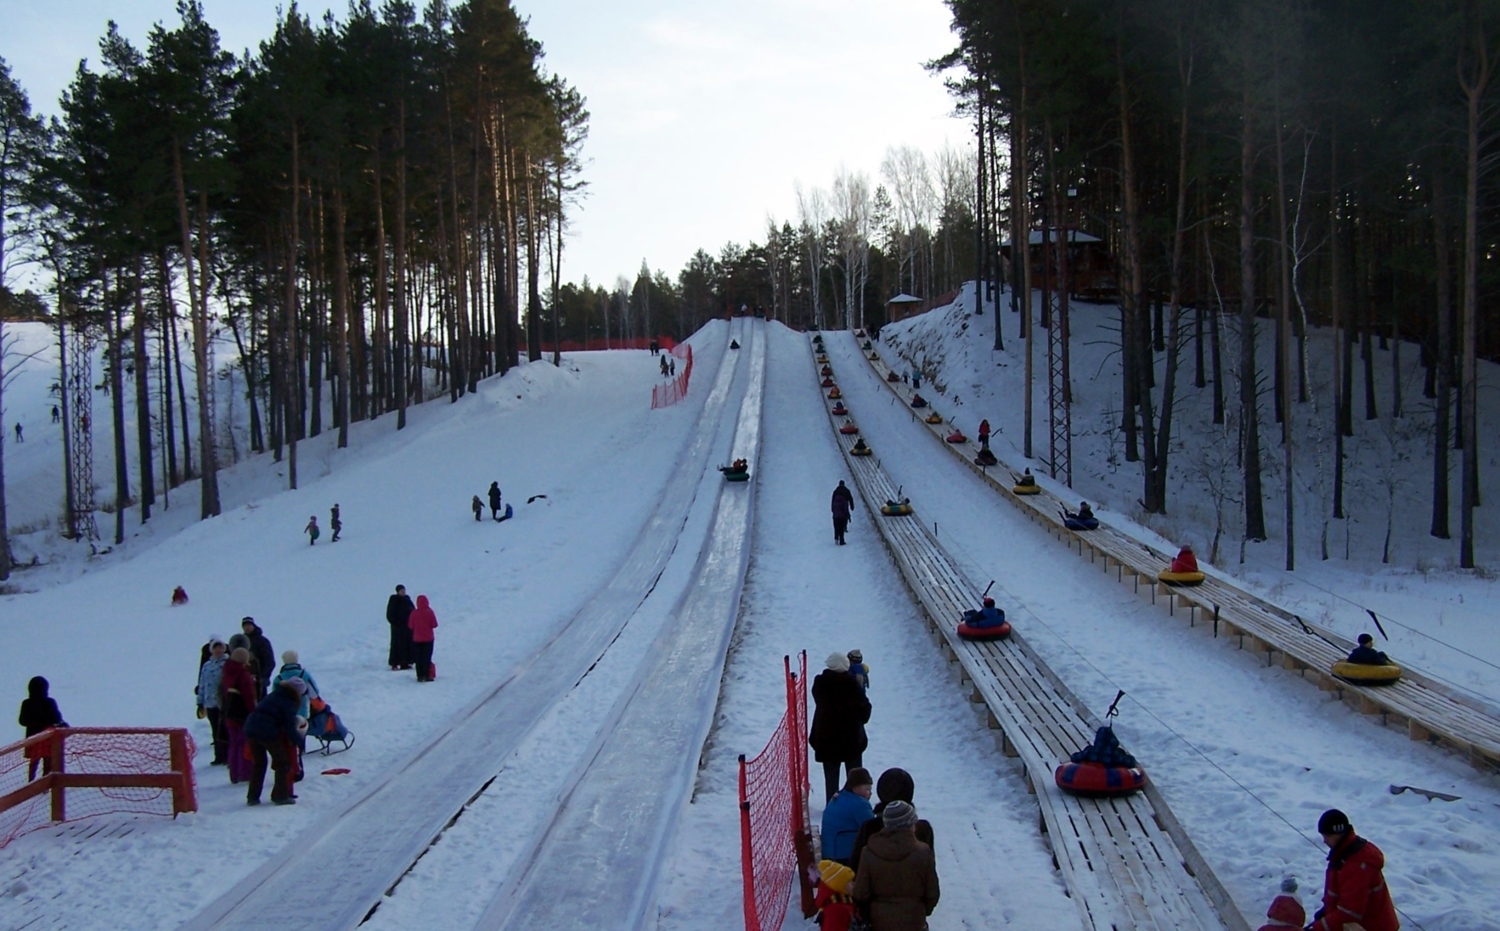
[49,729,67,822]
[739,754,757,931]
[169,730,197,815]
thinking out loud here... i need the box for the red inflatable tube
[1054,761,1147,797]
[956,620,1011,641]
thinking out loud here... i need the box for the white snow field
[2,310,1498,931]
[829,327,1500,930]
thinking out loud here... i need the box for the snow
[3,303,1498,931]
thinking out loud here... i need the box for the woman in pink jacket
[407,595,439,682]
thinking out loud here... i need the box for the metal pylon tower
[68,319,98,541]
[1046,237,1073,488]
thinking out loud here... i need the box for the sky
[0,0,971,290]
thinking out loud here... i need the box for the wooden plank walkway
[854,336,1500,775]
[815,339,1247,931]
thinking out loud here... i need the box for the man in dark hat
[1310,809,1398,931]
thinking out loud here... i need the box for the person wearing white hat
[809,652,871,802]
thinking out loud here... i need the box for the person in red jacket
[218,648,259,784]
[1170,544,1199,574]
[1311,809,1399,931]
[408,595,439,683]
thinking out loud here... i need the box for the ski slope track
[179,323,749,931]
[819,332,1243,931]
[857,335,1500,774]
[474,321,766,931]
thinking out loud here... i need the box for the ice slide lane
[820,332,1244,931]
[474,320,766,931]
[181,322,751,931]
[855,334,1500,773]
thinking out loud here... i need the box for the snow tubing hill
[1158,570,1205,585]
[957,619,1011,641]
[1055,761,1147,797]
[1332,661,1403,685]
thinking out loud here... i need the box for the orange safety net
[739,653,809,931]
[0,728,197,849]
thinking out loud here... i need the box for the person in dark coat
[472,495,484,521]
[851,800,940,931]
[18,676,67,781]
[408,595,439,682]
[243,678,306,805]
[821,767,874,864]
[850,768,935,873]
[809,652,871,801]
[1310,809,1399,931]
[831,481,855,546]
[488,482,503,521]
[240,618,275,699]
[1346,633,1391,666]
[330,504,342,542]
[219,648,258,784]
[386,585,416,671]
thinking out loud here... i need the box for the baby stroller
[307,696,355,755]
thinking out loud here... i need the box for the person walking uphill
[809,652,871,801]
[386,585,416,671]
[304,515,320,545]
[330,504,342,542]
[832,480,855,545]
[18,676,67,782]
[1310,809,1399,931]
[851,800,940,931]
[408,595,439,682]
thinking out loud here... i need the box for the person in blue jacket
[1346,633,1390,666]
[273,650,319,756]
[820,767,874,865]
[243,678,306,806]
[963,597,1007,629]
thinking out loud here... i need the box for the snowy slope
[874,285,1500,709]
[829,329,1500,931]
[0,324,728,929]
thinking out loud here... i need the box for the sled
[1332,660,1402,685]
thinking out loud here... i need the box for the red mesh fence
[739,653,809,931]
[540,335,677,353]
[651,343,694,409]
[0,728,197,849]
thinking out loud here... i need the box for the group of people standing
[810,651,939,931]
[385,585,438,682]
[195,618,320,806]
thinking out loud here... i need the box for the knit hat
[847,649,863,664]
[874,768,915,810]
[280,677,308,696]
[1357,633,1374,645]
[1317,809,1350,836]
[1265,878,1305,926]
[818,859,855,895]
[983,596,995,607]
[208,637,225,648]
[230,647,250,664]
[282,650,299,665]
[882,800,917,830]
[826,652,850,673]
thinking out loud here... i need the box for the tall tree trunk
[1432,172,1452,538]
[171,138,216,515]
[525,151,543,362]
[1331,131,1346,520]
[132,261,154,521]
[285,122,300,490]
[1119,26,1146,472]
[334,186,351,448]
[1274,76,1294,569]
[1459,12,1489,568]
[1151,33,1194,514]
[0,316,10,577]
[108,272,128,545]
[308,188,324,438]
[1239,85,1267,542]
[395,99,409,430]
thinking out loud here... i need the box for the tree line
[0,0,586,579]
[546,146,979,347]
[938,0,1498,570]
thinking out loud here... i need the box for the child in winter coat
[304,516,320,545]
[846,650,870,692]
[472,495,484,521]
[813,860,857,931]
[1346,633,1391,666]
[18,676,67,781]
[1170,545,1199,574]
[1256,877,1306,931]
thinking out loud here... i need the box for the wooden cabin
[1000,228,1115,301]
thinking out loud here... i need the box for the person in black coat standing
[487,482,503,521]
[831,480,855,545]
[809,652,871,801]
[386,585,416,671]
[18,676,67,781]
[240,618,276,699]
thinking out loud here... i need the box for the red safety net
[0,727,197,849]
[651,343,694,409]
[539,335,677,353]
[739,653,810,931]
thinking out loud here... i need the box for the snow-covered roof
[1001,228,1103,247]
[886,293,924,305]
